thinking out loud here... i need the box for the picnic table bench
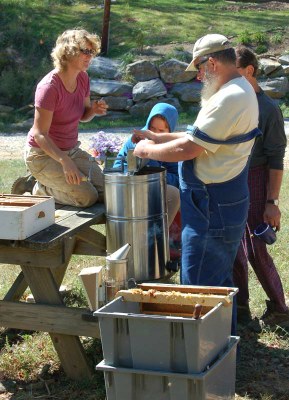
[0,202,106,380]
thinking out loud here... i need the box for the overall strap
[187,125,262,145]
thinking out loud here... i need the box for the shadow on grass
[0,334,106,400]
[236,324,289,400]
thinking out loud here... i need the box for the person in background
[132,34,261,334]
[24,28,108,207]
[233,46,289,327]
[115,102,180,227]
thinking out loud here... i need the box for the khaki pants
[167,184,180,227]
[25,143,104,207]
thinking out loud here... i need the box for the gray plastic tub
[96,336,239,400]
[94,291,236,373]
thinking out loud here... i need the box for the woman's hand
[91,99,108,116]
[60,156,83,185]
[132,129,156,144]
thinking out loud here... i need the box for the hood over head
[143,102,178,133]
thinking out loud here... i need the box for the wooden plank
[138,283,236,295]
[75,227,106,256]
[3,271,28,301]
[0,202,37,207]
[142,311,196,318]
[0,301,100,337]
[141,302,209,317]
[54,208,80,221]
[76,226,106,247]
[51,236,76,285]
[21,266,92,380]
[116,289,231,307]
[73,240,107,256]
[23,203,106,249]
[0,243,65,267]
[0,194,49,205]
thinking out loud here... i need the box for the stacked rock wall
[3,53,289,130]
[89,54,289,119]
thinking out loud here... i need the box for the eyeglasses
[195,57,209,72]
[80,48,96,57]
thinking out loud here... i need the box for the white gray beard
[201,69,219,107]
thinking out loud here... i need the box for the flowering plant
[89,131,125,158]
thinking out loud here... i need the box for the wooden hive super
[0,194,55,240]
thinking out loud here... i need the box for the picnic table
[0,202,106,380]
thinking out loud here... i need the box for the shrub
[271,33,283,44]
[120,51,136,66]
[255,44,268,54]
[238,30,252,45]
[253,32,267,45]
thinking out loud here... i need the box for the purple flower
[89,131,125,157]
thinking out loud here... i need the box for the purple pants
[233,165,287,312]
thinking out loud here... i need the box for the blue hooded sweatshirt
[115,103,179,188]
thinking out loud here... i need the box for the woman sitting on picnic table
[24,28,108,207]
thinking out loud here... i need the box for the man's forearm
[153,131,187,144]
[267,169,283,200]
[134,136,204,162]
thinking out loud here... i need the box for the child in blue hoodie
[115,103,180,226]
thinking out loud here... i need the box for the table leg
[21,265,92,380]
[4,271,28,302]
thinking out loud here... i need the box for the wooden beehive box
[116,283,238,317]
[0,194,55,240]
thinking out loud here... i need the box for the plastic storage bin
[96,336,239,400]
[94,288,236,373]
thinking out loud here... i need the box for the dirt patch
[224,1,289,57]
[136,38,289,66]
[225,0,289,12]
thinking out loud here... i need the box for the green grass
[235,170,289,400]
[248,171,289,317]
[0,0,288,119]
[0,159,27,193]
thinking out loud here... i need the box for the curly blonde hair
[51,28,101,71]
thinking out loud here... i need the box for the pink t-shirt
[27,70,90,150]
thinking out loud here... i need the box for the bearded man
[132,34,261,333]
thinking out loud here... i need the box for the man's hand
[133,139,155,158]
[91,99,108,116]
[263,203,281,231]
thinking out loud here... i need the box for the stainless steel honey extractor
[104,166,170,282]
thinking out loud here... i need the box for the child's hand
[132,129,155,143]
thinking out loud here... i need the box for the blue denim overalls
[179,126,262,334]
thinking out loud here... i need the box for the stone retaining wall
[88,54,289,119]
[2,52,289,130]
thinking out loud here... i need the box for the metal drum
[104,166,169,282]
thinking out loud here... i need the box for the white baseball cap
[186,34,232,71]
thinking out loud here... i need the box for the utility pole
[101,0,111,55]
